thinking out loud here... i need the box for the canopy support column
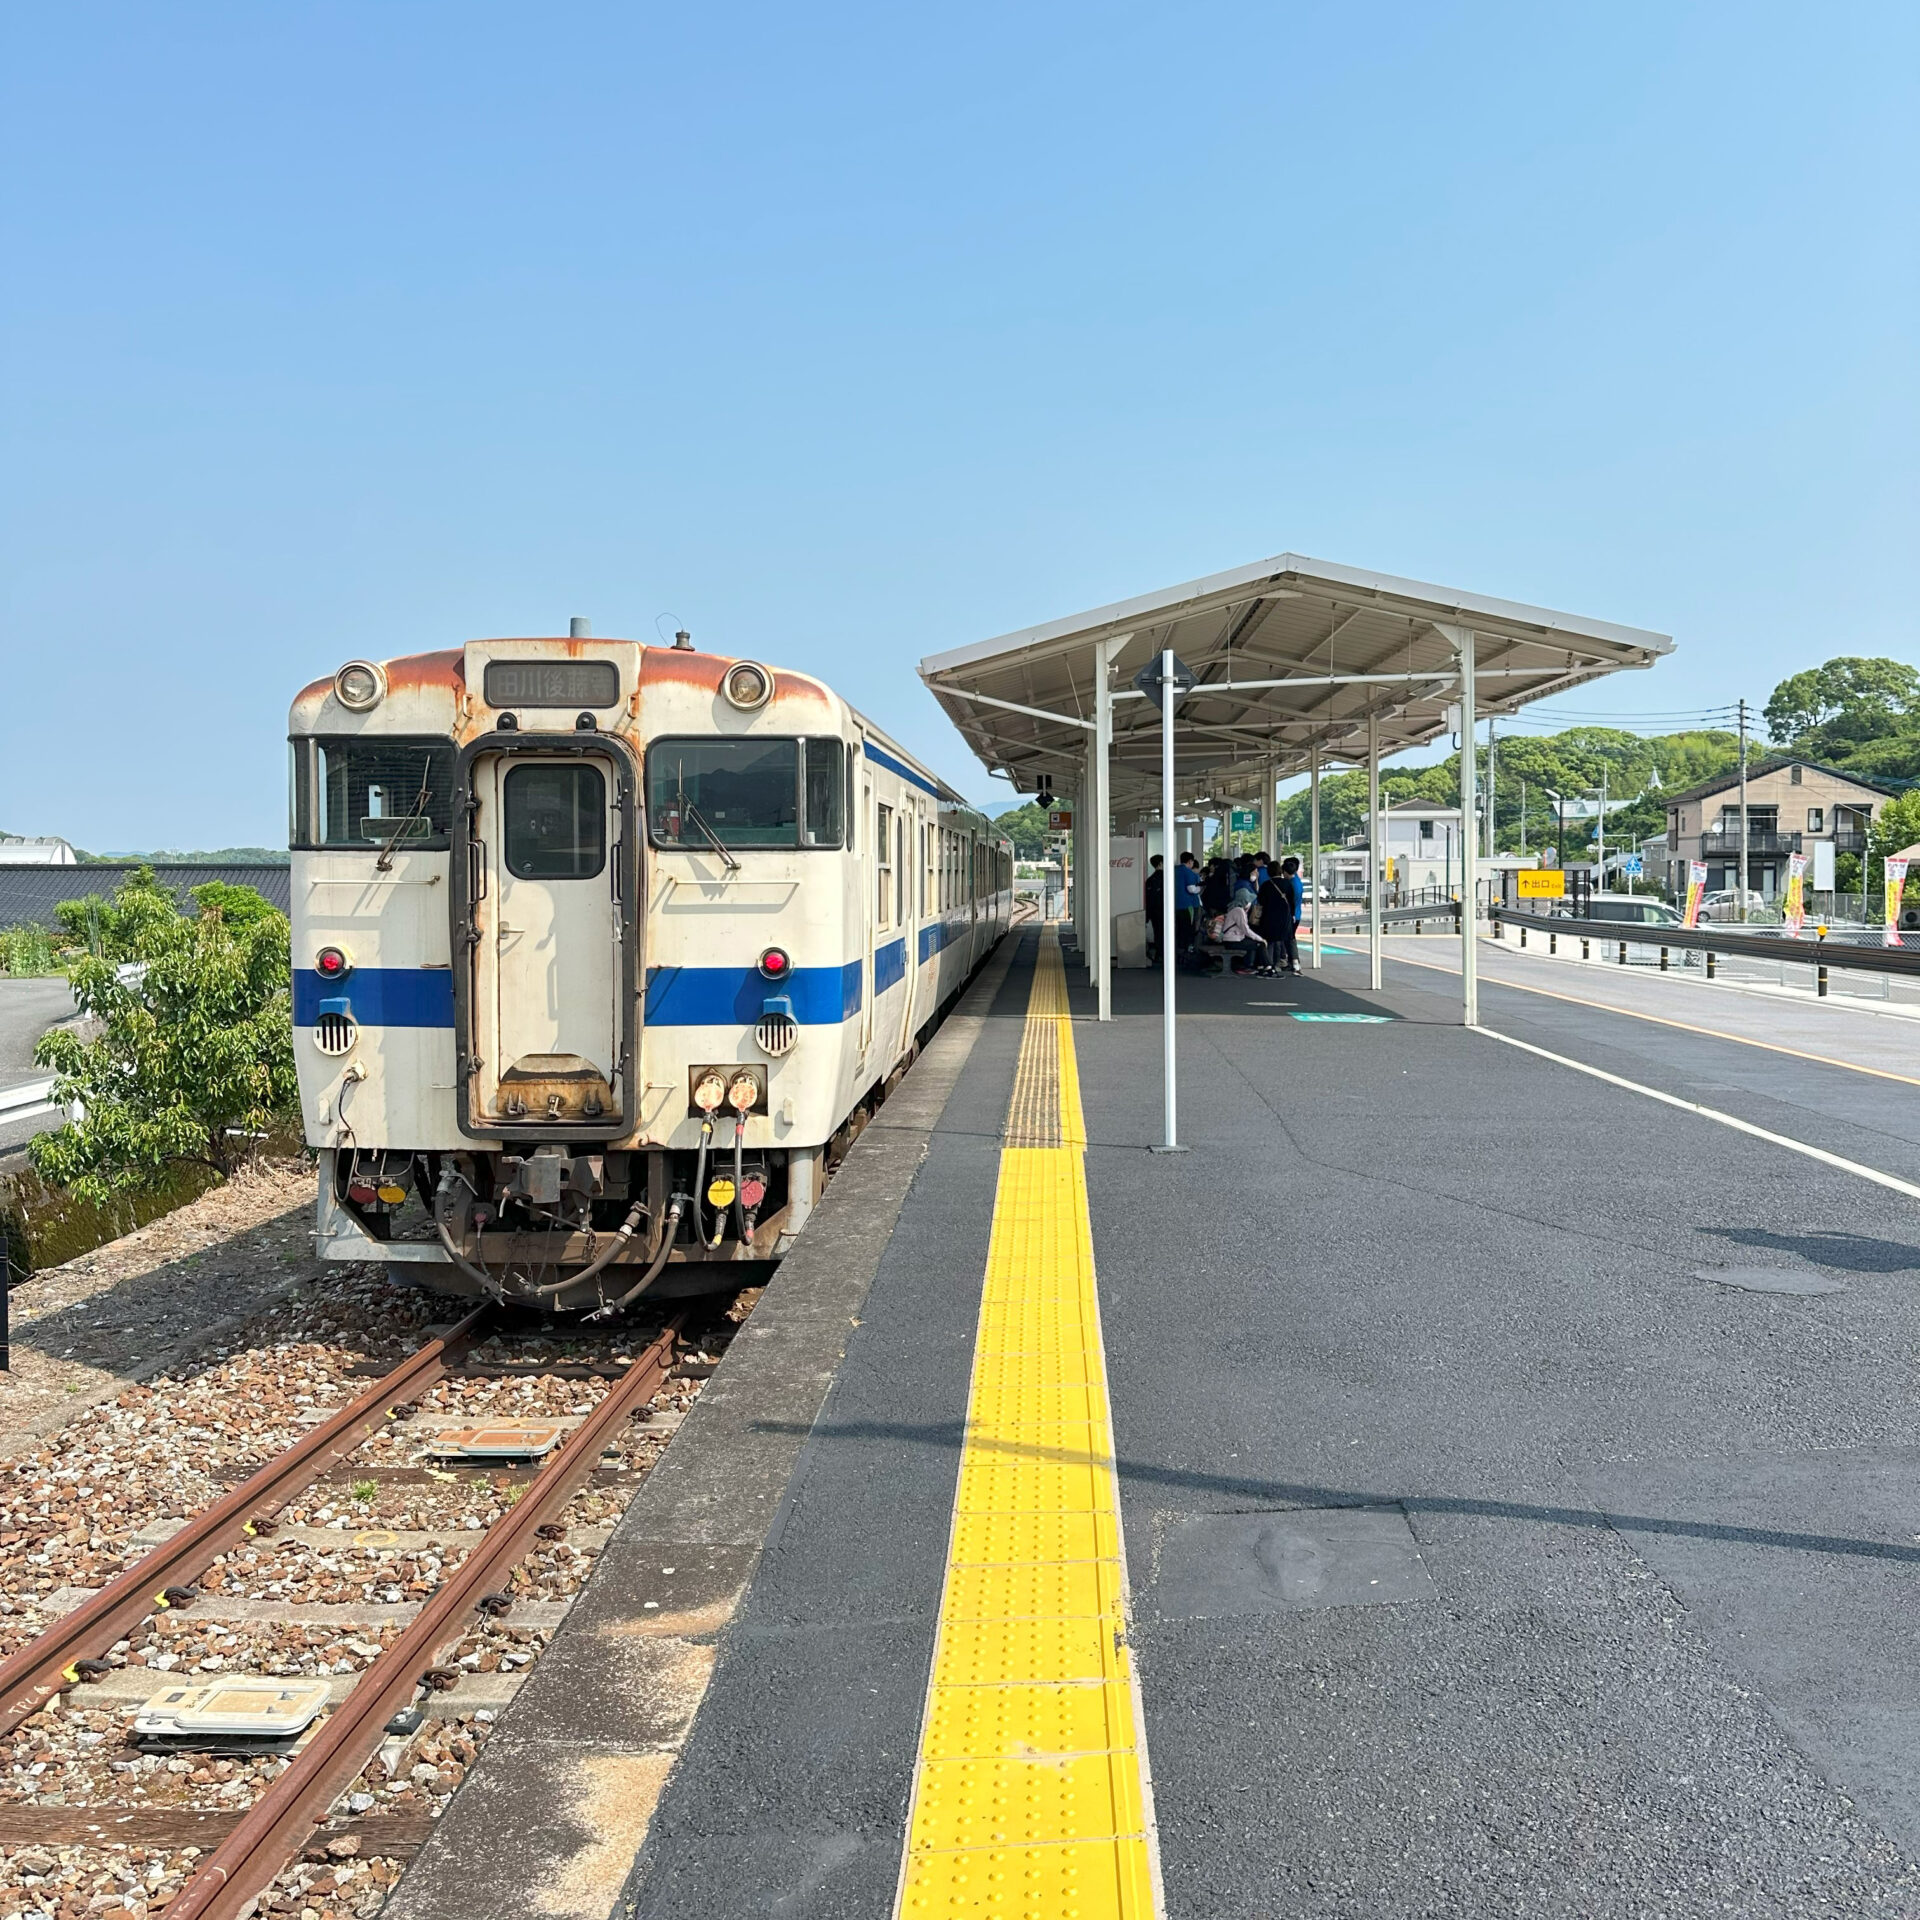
[1367,714,1383,991]
[1092,636,1120,1020]
[1457,630,1479,1026]
[1309,745,1322,970]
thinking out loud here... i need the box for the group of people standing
[1143,850,1305,977]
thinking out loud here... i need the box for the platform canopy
[919,551,1672,809]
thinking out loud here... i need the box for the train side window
[504,763,607,879]
[876,803,894,928]
[897,815,907,925]
[922,823,933,917]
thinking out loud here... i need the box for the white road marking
[1475,1025,1920,1203]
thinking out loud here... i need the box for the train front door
[455,739,637,1138]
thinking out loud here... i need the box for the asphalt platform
[402,927,1920,1920]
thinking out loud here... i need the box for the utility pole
[1737,697,1750,922]
[1519,778,1528,854]
[1596,774,1607,886]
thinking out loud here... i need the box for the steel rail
[166,1310,688,1920]
[0,1306,489,1739]
[1487,908,1920,977]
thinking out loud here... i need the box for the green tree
[29,876,296,1202]
[992,802,1053,859]
[53,866,180,960]
[1764,657,1920,762]
[1866,790,1920,916]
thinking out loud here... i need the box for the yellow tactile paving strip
[896,928,1160,1918]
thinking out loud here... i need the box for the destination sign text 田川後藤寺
[483,660,622,708]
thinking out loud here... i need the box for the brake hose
[586,1195,687,1320]
[691,1117,714,1244]
[434,1164,650,1304]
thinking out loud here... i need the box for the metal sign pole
[1159,648,1180,1151]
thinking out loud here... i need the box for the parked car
[1697,888,1767,922]
[1583,893,1683,927]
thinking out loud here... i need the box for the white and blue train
[288,628,1012,1310]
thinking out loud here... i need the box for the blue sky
[3,2,1914,846]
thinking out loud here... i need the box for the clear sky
[3,2,1914,847]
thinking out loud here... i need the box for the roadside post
[1136,649,1196,1152]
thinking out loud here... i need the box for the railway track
[0,1297,727,1917]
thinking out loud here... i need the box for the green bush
[0,923,62,977]
[29,872,297,1204]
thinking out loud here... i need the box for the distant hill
[79,846,291,866]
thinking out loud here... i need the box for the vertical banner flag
[1885,857,1910,947]
[1683,861,1708,928]
[1783,852,1808,933]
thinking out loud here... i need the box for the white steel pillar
[1309,744,1322,970]
[1092,636,1120,1020]
[1367,714,1382,991]
[1156,648,1183,1152]
[1458,631,1479,1027]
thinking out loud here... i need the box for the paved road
[0,975,77,1157]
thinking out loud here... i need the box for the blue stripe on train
[645,961,863,1026]
[874,937,907,994]
[918,918,969,964]
[294,968,455,1027]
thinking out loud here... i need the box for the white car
[1697,888,1767,922]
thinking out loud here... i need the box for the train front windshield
[648,737,845,850]
[292,738,457,849]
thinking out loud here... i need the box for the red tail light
[316,946,352,980]
[758,946,791,979]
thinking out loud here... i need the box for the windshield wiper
[682,799,741,872]
[375,767,433,873]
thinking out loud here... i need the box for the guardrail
[0,1076,59,1124]
[1319,901,1463,933]
[1487,907,1920,991]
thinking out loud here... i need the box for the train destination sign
[484,659,622,708]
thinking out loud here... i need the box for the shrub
[29,873,297,1203]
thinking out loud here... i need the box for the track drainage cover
[431,1422,566,1459]
[1698,1266,1848,1296]
[1151,1506,1436,1618]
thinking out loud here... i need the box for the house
[1662,759,1893,899]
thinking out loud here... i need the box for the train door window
[800,738,846,848]
[897,815,908,924]
[922,823,934,917]
[504,764,607,879]
[876,803,894,928]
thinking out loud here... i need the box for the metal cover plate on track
[1150,1507,1437,1618]
[430,1422,566,1459]
[1697,1266,1849,1296]
[134,1679,331,1739]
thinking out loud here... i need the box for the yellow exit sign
[1516,869,1566,898]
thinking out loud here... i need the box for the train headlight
[722,661,773,711]
[726,1071,759,1113]
[315,945,353,982]
[692,1070,728,1114]
[334,661,387,712]
[757,946,790,980]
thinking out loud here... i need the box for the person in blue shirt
[1173,851,1202,953]
[1258,855,1305,975]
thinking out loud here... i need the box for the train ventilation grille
[754,1011,798,1058]
[314,1012,358,1057]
